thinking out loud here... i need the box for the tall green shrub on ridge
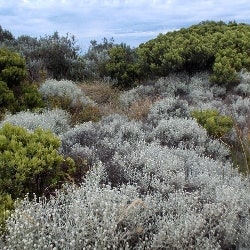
[137,21,250,86]
[105,44,140,89]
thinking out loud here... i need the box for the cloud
[1,0,250,48]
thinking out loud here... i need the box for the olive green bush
[137,21,250,86]
[15,83,44,112]
[105,44,140,89]
[0,123,75,231]
[0,48,44,115]
[0,48,26,87]
[191,109,234,138]
[0,81,15,116]
[0,123,75,198]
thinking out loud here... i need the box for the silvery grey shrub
[235,69,250,96]
[203,138,231,162]
[119,71,228,111]
[154,73,189,97]
[226,96,250,142]
[187,73,214,104]
[60,114,147,185]
[147,97,190,126]
[186,72,227,104]
[1,153,249,249]
[39,79,95,107]
[190,99,226,114]
[149,117,207,148]
[119,73,191,108]
[230,96,250,123]
[229,96,250,135]
[0,109,71,135]
[235,83,250,97]
[188,89,214,104]
[119,85,155,107]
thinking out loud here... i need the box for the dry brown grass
[78,81,124,117]
[79,81,120,105]
[124,98,153,121]
[78,81,155,121]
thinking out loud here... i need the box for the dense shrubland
[2,21,250,88]
[0,21,250,249]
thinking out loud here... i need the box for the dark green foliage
[191,109,234,137]
[1,31,85,81]
[38,32,83,80]
[0,48,44,115]
[0,81,15,114]
[15,83,44,112]
[0,26,14,43]
[0,48,26,87]
[2,21,250,87]
[105,44,140,88]
[137,21,250,86]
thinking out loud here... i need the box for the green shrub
[191,109,233,138]
[16,83,44,112]
[0,123,75,198]
[137,21,250,86]
[0,123,75,231]
[0,48,44,114]
[0,49,26,88]
[105,44,140,89]
[0,81,15,116]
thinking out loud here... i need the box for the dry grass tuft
[125,98,153,121]
[78,81,124,117]
[79,81,120,105]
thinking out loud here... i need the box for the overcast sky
[1,0,250,50]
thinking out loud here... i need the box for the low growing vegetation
[0,21,249,249]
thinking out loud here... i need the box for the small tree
[83,37,114,79]
[38,32,84,80]
[0,48,44,114]
[105,44,140,88]
[0,48,26,88]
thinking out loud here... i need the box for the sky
[1,0,250,51]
